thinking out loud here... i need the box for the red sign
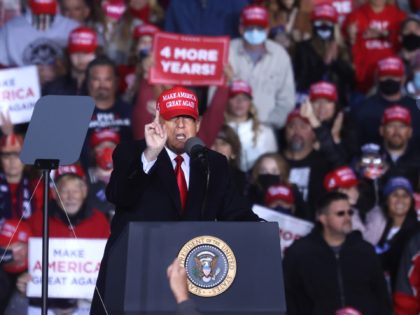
[150,32,230,86]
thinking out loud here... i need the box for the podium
[104,222,286,315]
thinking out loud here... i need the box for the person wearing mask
[43,25,99,95]
[375,176,420,291]
[293,4,354,107]
[282,110,332,219]
[283,192,392,315]
[324,166,386,245]
[352,56,420,148]
[91,86,260,315]
[228,4,295,129]
[343,0,406,93]
[399,15,420,72]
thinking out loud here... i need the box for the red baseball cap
[102,0,126,20]
[286,109,310,125]
[309,81,337,102]
[133,24,160,39]
[68,27,98,54]
[29,0,57,15]
[229,80,253,98]
[90,129,121,147]
[0,219,32,273]
[265,184,295,205]
[377,57,405,78]
[382,105,411,125]
[311,4,338,23]
[241,5,269,28]
[324,166,359,191]
[54,164,86,181]
[157,87,199,121]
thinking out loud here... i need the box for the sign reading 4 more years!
[0,66,40,125]
[27,238,106,299]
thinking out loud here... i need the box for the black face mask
[402,33,420,52]
[313,23,334,41]
[258,174,281,191]
[378,79,401,96]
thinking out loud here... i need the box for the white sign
[0,66,40,125]
[253,205,314,256]
[27,238,106,299]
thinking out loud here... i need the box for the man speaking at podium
[91,86,259,314]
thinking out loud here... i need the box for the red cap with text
[102,0,126,20]
[90,128,121,147]
[29,0,57,15]
[241,5,269,28]
[68,27,98,54]
[309,81,337,102]
[157,86,199,120]
[377,57,405,78]
[324,166,359,191]
[0,219,32,273]
[311,4,338,23]
[286,109,310,125]
[54,164,86,181]
[265,184,295,205]
[382,105,411,125]
[133,24,160,39]
[229,80,253,98]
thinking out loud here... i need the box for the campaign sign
[150,32,230,86]
[0,66,40,125]
[27,238,106,299]
[253,205,314,255]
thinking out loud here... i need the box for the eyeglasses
[333,209,354,217]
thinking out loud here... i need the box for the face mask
[414,72,420,90]
[288,135,305,152]
[95,147,114,170]
[258,174,281,190]
[402,33,420,52]
[313,22,334,41]
[243,29,267,46]
[378,79,401,96]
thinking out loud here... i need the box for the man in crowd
[91,86,259,315]
[283,192,391,315]
[379,105,420,187]
[228,4,295,129]
[283,110,331,219]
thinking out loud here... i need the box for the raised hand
[300,99,320,128]
[144,110,167,161]
[331,111,344,144]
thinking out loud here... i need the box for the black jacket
[283,228,391,315]
[91,139,259,315]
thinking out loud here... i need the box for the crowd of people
[1,0,420,314]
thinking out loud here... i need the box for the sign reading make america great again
[150,32,230,86]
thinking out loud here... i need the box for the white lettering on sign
[161,61,216,76]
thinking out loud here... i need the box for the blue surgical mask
[414,72,420,91]
[243,29,267,45]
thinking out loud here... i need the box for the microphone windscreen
[185,137,205,156]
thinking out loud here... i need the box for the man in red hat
[228,4,295,129]
[91,86,259,314]
[379,105,420,188]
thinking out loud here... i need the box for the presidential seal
[178,236,236,297]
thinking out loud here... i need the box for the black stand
[20,95,95,315]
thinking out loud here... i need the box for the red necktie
[175,155,188,211]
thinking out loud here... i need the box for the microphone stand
[200,150,210,220]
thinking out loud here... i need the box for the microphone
[185,137,207,164]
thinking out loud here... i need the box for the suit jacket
[91,139,258,315]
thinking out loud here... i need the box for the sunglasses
[333,209,354,217]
